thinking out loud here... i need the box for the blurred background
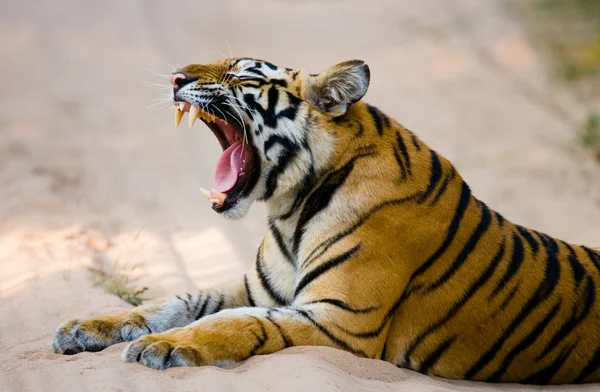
[1,0,600,345]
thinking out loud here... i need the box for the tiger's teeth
[189,105,200,128]
[179,102,186,111]
[200,187,212,201]
[211,189,227,205]
[174,109,184,127]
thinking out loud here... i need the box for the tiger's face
[170,58,370,219]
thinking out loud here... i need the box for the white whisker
[202,27,233,59]
[223,97,263,149]
[142,66,170,79]
[163,62,178,72]
[215,103,247,144]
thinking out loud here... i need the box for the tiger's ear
[305,60,370,117]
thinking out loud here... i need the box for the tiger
[52,57,600,384]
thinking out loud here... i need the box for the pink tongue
[213,141,243,193]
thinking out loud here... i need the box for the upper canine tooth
[199,187,212,201]
[174,109,184,127]
[179,102,186,111]
[189,105,200,127]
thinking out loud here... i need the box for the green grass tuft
[578,111,600,159]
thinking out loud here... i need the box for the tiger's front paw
[52,313,151,355]
[121,332,203,370]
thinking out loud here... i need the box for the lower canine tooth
[174,109,184,127]
[189,105,200,128]
[211,189,227,205]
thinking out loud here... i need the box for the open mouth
[173,100,259,213]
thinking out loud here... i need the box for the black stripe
[465,243,561,379]
[489,233,524,300]
[265,310,292,348]
[303,194,419,267]
[263,61,278,70]
[243,86,299,129]
[347,306,396,339]
[249,316,267,356]
[295,244,361,296]
[536,276,595,361]
[296,308,367,357]
[256,244,288,306]
[546,235,560,253]
[190,293,203,319]
[195,294,211,320]
[382,111,391,128]
[536,231,549,248]
[263,141,298,200]
[515,226,540,255]
[392,147,407,180]
[430,169,454,206]
[176,294,191,315]
[424,201,493,293]
[212,293,225,314]
[500,282,521,311]
[292,150,374,256]
[367,105,385,135]
[354,123,365,137]
[381,341,388,360]
[278,92,302,121]
[404,241,506,365]
[407,129,421,151]
[396,131,411,176]
[538,232,559,253]
[411,181,472,280]
[487,300,562,382]
[499,282,520,311]
[574,346,600,383]
[264,154,297,200]
[263,135,296,156]
[244,275,256,307]
[306,298,378,314]
[269,219,294,267]
[523,341,578,384]
[418,150,443,204]
[246,67,267,77]
[582,246,600,274]
[494,211,505,227]
[564,242,586,287]
[419,336,457,374]
[232,57,253,67]
[278,148,316,220]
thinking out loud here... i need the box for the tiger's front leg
[51,279,251,355]
[121,304,387,369]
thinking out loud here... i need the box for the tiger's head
[170,58,370,219]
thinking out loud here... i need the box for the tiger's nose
[169,72,197,90]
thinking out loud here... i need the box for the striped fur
[52,58,600,384]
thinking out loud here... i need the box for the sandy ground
[1,0,600,391]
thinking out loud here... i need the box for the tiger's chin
[172,100,261,216]
[219,196,255,220]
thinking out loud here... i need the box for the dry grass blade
[88,249,149,306]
